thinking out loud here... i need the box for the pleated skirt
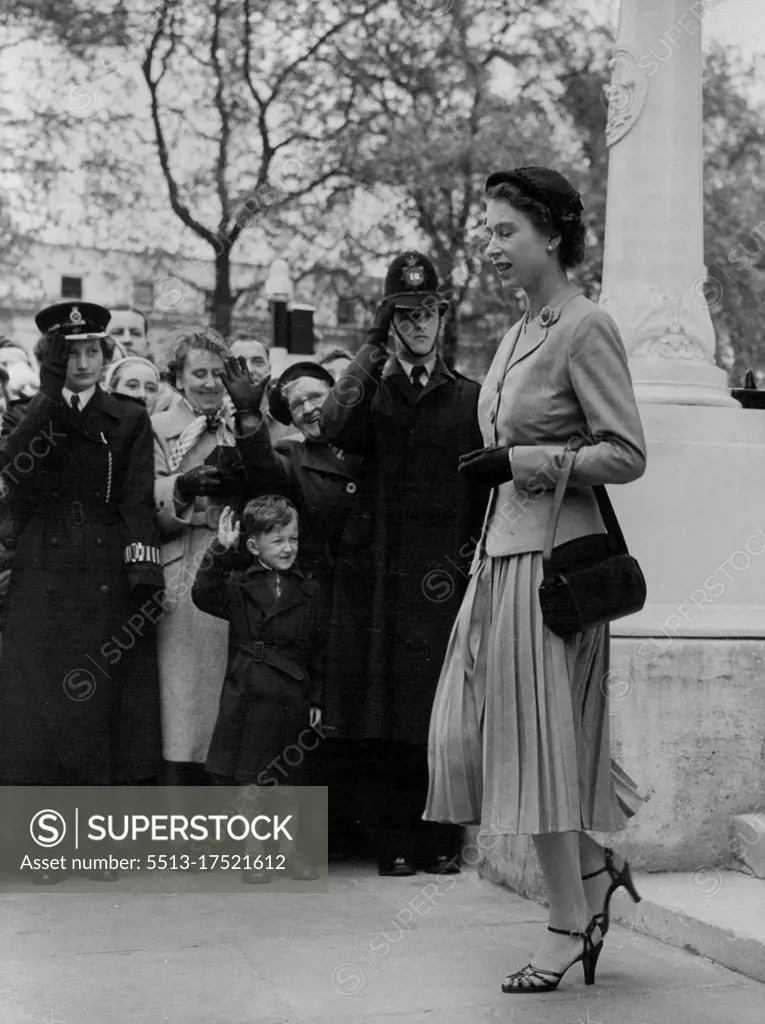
[424,552,642,835]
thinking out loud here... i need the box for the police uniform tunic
[0,386,164,783]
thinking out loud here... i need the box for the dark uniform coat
[192,546,325,783]
[235,419,362,588]
[320,345,488,747]
[0,387,164,783]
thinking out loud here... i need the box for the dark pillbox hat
[268,360,336,425]
[485,167,583,217]
[35,301,111,339]
[383,250,442,309]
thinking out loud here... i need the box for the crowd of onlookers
[0,270,483,882]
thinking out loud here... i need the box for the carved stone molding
[605,44,648,148]
[601,284,715,363]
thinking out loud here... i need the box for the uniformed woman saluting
[0,301,164,785]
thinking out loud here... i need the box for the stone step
[729,813,765,879]
[611,870,765,983]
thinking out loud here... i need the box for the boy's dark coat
[192,547,326,782]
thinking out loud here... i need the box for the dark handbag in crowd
[538,451,646,637]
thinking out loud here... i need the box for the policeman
[321,252,488,876]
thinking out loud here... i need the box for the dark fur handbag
[538,452,646,637]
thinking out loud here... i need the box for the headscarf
[103,355,159,393]
[166,395,236,473]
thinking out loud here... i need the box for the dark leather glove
[39,332,71,399]
[175,465,224,503]
[458,445,513,488]
[365,300,394,351]
[221,357,269,414]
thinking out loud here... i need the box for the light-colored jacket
[476,293,646,562]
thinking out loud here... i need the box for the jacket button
[345,482,357,495]
[99,584,109,595]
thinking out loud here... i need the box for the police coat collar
[60,384,128,441]
[383,355,455,382]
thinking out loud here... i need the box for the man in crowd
[108,307,152,358]
[320,252,488,876]
[229,333,296,443]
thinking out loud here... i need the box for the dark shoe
[88,869,120,882]
[420,853,461,875]
[501,917,604,994]
[241,867,272,885]
[284,853,320,882]
[378,855,416,877]
[582,847,642,936]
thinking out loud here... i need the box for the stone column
[599,0,736,406]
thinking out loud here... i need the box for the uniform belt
[234,641,307,682]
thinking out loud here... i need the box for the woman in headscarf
[105,355,160,416]
[152,329,238,785]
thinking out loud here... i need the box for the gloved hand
[221,357,269,414]
[458,445,513,488]
[365,300,395,352]
[39,332,71,399]
[175,465,224,503]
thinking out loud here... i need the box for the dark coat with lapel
[192,545,326,782]
[320,345,488,746]
[0,386,164,783]
[235,420,363,589]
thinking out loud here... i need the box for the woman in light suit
[425,167,647,993]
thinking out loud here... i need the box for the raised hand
[221,356,269,414]
[39,333,71,399]
[217,505,241,550]
[365,300,395,352]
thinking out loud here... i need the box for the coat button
[99,584,109,595]
[345,482,357,495]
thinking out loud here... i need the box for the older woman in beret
[218,358,364,834]
[221,358,361,594]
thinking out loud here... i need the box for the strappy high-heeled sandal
[582,847,642,936]
[501,916,604,994]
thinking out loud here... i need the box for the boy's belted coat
[192,547,326,782]
[0,388,163,783]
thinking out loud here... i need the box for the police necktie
[70,394,81,413]
[411,366,427,391]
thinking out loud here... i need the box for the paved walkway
[1,862,763,1023]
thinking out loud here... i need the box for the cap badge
[69,306,84,325]
[403,263,425,288]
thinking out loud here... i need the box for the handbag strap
[542,450,630,565]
